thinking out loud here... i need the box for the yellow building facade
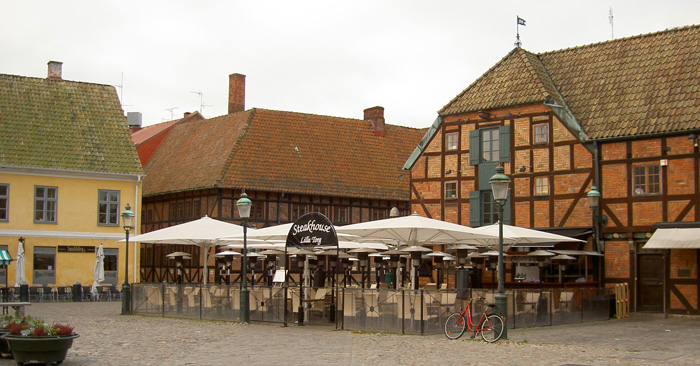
[0,169,142,287]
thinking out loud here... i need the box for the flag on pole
[517,16,526,26]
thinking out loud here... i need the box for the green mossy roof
[0,74,143,175]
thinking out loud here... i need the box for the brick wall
[633,201,663,226]
[601,142,626,161]
[427,156,442,179]
[631,139,661,158]
[604,240,630,278]
[601,164,627,198]
[668,158,695,195]
[553,145,571,171]
[411,156,426,179]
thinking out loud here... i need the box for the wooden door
[637,253,664,312]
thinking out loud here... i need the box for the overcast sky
[2,1,699,129]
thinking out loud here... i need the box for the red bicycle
[444,297,505,342]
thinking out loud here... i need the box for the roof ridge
[0,73,116,89]
[222,107,423,131]
[438,48,521,115]
[538,23,700,57]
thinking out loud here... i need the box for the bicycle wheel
[444,312,467,340]
[480,314,505,343]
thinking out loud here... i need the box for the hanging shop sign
[286,212,338,248]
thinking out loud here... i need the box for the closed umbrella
[15,239,25,287]
[91,244,105,298]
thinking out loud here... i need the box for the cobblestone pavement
[1,302,698,365]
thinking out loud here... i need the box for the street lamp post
[489,164,510,339]
[121,204,135,315]
[236,191,252,323]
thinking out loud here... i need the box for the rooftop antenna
[190,90,212,115]
[608,7,614,39]
[114,72,132,108]
[515,16,526,48]
[165,107,178,121]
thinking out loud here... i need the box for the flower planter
[0,330,10,357]
[3,333,79,365]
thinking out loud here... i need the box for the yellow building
[0,61,144,289]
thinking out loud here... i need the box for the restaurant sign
[57,246,96,253]
[286,212,338,248]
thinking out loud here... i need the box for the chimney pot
[184,112,191,118]
[228,73,246,114]
[364,106,386,136]
[47,61,63,80]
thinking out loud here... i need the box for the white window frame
[98,190,120,226]
[34,186,57,224]
[0,184,8,222]
[534,177,550,196]
[445,181,458,199]
[446,132,459,151]
[533,123,549,144]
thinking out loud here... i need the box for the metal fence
[132,283,611,335]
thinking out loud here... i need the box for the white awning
[550,250,603,256]
[644,228,700,249]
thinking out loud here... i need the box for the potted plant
[1,314,78,365]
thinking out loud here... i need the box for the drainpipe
[133,175,144,283]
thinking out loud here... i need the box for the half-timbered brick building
[404,25,700,315]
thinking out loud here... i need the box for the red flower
[51,324,74,336]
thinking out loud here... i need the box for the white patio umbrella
[15,239,26,287]
[91,244,105,297]
[335,213,497,247]
[127,216,245,284]
[469,222,585,250]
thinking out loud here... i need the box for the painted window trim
[444,181,458,200]
[534,176,550,196]
[0,183,8,222]
[34,186,58,224]
[445,132,459,151]
[633,164,662,196]
[533,123,549,145]
[97,189,120,227]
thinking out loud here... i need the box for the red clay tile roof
[132,111,204,166]
[143,108,425,200]
[439,25,700,140]
[131,112,204,145]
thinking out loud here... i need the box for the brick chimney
[47,61,63,80]
[228,73,246,114]
[364,106,386,136]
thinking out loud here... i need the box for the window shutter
[503,190,512,225]
[469,190,481,227]
[469,130,480,165]
[499,125,510,163]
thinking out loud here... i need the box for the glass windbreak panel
[104,248,119,285]
[481,129,499,162]
[33,247,56,285]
